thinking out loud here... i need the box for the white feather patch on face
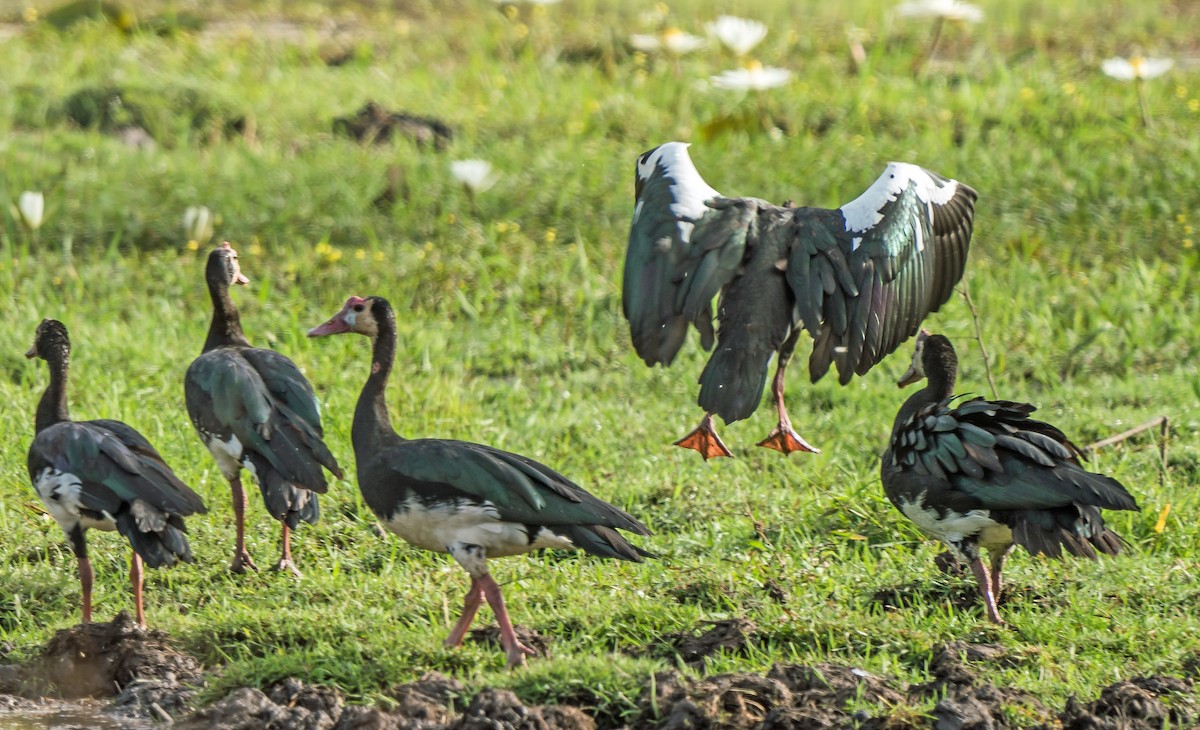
[344,310,358,328]
[34,468,117,533]
[637,143,722,243]
[383,497,575,566]
[899,494,1003,545]
[840,162,959,234]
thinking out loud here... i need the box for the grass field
[1,0,1198,723]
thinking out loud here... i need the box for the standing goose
[624,142,977,458]
[26,319,206,627]
[186,243,342,575]
[882,331,1140,623]
[308,296,652,668]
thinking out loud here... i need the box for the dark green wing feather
[891,397,1138,514]
[238,347,324,432]
[623,142,754,366]
[30,422,205,517]
[790,163,977,384]
[186,348,341,489]
[380,439,650,535]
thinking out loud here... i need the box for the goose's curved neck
[203,277,250,352]
[36,352,70,433]
[892,353,957,437]
[353,307,399,455]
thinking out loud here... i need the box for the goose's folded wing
[30,422,205,517]
[238,347,325,433]
[789,163,977,384]
[381,440,650,534]
[891,398,1138,512]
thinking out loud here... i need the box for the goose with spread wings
[623,142,978,458]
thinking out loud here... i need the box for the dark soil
[332,101,454,149]
[636,618,755,665]
[2,618,1197,729]
[468,625,554,661]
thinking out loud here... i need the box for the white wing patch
[384,497,575,559]
[636,142,721,243]
[131,499,168,532]
[34,467,117,533]
[201,432,246,480]
[899,493,1002,544]
[840,162,959,234]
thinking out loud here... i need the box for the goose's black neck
[352,299,399,456]
[892,335,958,437]
[203,258,250,352]
[35,347,71,433]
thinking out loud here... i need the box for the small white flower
[630,28,706,55]
[710,61,791,91]
[895,0,984,23]
[183,205,214,244]
[1101,56,1174,81]
[450,159,498,193]
[706,15,768,56]
[17,191,44,231]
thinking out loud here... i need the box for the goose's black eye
[353,304,365,313]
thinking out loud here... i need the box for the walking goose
[185,243,342,575]
[624,142,977,458]
[882,331,1140,622]
[26,319,206,626]
[308,296,652,668]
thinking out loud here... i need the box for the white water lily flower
[895,0,984,23]
[17,191,44,231]
[706,15,768,56]
[631,28,706,55]
[451,159,498,193]
[1101,56,1174,81]
[710,61,791,91]
[183,205,214,244]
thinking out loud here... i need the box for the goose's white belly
[899,494,1009,545]
[384,497,574,557]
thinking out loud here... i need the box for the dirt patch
[1047,676,1196,730]
[4,620,1199,730]
[634,662,905,729]
[332,102,454,149]
[638,618,755,665]
[3,611,203,717]
[468,625,554,661]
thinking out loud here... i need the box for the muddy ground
[1,614,1197,729]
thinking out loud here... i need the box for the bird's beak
[24,345,36,359]
[234,271,250,285]
[896,365,922,388]
[308,311,350,337]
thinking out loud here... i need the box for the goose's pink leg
[478,574,537,668]
[444,577,485,648]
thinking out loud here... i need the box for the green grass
[1,0,1199,724]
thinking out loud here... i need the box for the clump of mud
[0,612,204,723]
[638,618,755,665]
[1048,676,1196,730]
[181,674,593,730]
[332,102,454,149]
[4,617,1199,730]
[633,662,906,729]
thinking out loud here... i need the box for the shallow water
[0,705,150,729]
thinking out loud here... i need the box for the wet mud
[1,616,1196,729]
